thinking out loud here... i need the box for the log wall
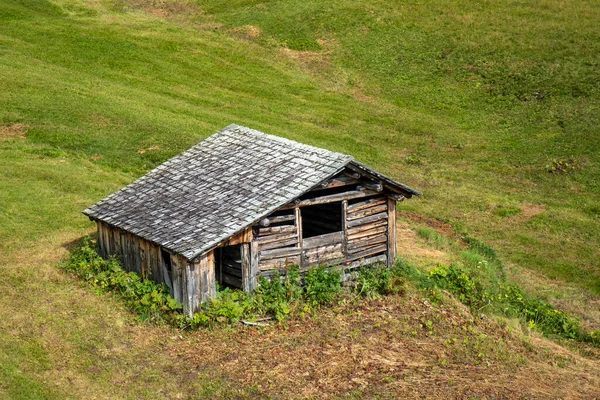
[252,188,396,281]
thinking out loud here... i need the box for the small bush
[304,266,341,307]
[356,263,405,299]
[253,266,303,321]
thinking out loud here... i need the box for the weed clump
[394,257,598,346]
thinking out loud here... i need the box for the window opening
[301,202,343,238]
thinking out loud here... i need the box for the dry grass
[396,225,453,266]
[228,25,261,41]
[0,123,27,141]
[173,289,600,399]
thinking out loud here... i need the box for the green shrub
[253,266,303,321]
[304,266,341,307]
[356,263,405,299]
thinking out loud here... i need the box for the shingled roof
[84,124,419,261]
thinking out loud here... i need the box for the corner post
[387,197,397,268]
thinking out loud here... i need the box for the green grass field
[1,0,599,397]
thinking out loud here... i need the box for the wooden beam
[347,197,386,213]
[257,225,296,236]
[255,232,298,245]
[360,182,383,192]
[389,193,405,202]
[241,243,251,293]
[346,244,388,261]
[257,237,299,251]
[259,214,295,227]
[346,204,388,221]
[347,220,388,238]
[343,170,361,179]
[387,198,397,268]
[302,231,343,249]
[342,200,348,259]
[259,247,302,261]
[346,211,388,229]
[282,189,379,209]
[315,176,360,190]
[249,241,259,292]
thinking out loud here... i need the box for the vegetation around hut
[1,0,599,398]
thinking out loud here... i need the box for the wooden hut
[84,124,420,316]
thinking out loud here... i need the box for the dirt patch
[174,293,600,399]
[396,225,452,265]
[399,212,456,238]
[229,25,261,41]
[279,38,336,77]
[117,0,202,19]
[520,203,546,220]
[0,123,27,141]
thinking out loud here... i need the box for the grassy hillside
[1,0,599,398]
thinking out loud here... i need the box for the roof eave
[347,161,421,198]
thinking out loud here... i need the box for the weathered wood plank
[185,260,199,317]
[348,229,387,244]
[313,176,360,191]
[342,200,348,259]
[148,244,161,282]
[258,255,301,271]
[257,237,299,251]
[343,254,387,271]
[255,232,298,245]
[347,219,388,237]
[203,251,216,302]
[249,241,259,292]
[140,239,148,279]
[347,234,387,251]
[257,225,296,236]
[171,253,183,305]
[282,189,379,209]
[304,243,343,257]
[387,198,396,268]
[347,244,388,261]
[260,247,302,261]
[347,212,388,229]
[346,204,388,221]
[347,197,386,213]
[259,214,295,227]
[241,243,251,293]
[302,231,343,249]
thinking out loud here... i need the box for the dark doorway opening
[215,245,242,289]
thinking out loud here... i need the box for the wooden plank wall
[345,195,389,267]
[96,221,177,296]
[253,192,392,281]
[255,209,300,272]
[96,221,218,314]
